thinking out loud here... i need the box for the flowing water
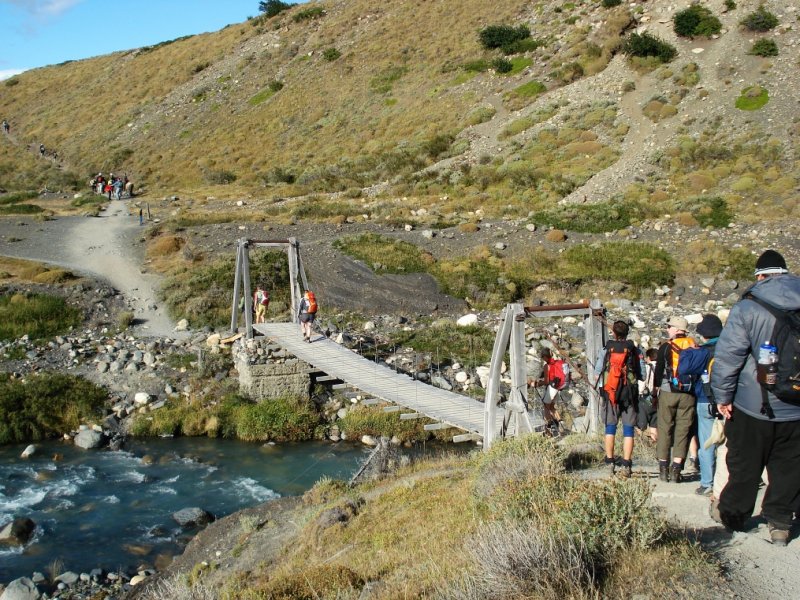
[0,438,373,583]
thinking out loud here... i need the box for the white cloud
[5,0,84,18]
[0,68,27,80]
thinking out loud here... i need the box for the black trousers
[719,409,800,530]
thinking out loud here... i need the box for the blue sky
[0,0,286,79]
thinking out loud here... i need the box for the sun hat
[754,250,788,276]
[696,314,723,339]
[666,316,689,331]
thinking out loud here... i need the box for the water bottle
[701,369,710,384]
[757,341,778,388]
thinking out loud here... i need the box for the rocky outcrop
[0,518,36,546]
[172,508,215,529]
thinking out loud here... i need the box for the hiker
[687,314,723,496]
[653,315,697,483]
[594,320,643,478]
[298,290,318,342]
[138,207,143,225]
[710,250,800,546]
[637,348,659,444]
[2,119,9,134]
[254,284,269,324]
[95,173,104,194]
[530,347,569,436]
[113,177,123,200]
[39,143,45,157]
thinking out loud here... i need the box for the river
[0,437,373,583]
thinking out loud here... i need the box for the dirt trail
[0,201,180,337]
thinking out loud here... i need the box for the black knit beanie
[754,250,788,277]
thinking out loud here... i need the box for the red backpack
[546,358,570,390]
[602,340,637,405]
[306,291,318,314]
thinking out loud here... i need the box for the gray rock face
[0,577,39,600]
[55,571,80,585]
[0,517,36,546]
[172,507,214,528]
[74,429,105,449]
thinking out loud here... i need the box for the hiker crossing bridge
[232,238,606,448]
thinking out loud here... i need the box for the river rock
[55,572,79,586]
[74,429,105,449]
[172,507,214,528]
[134,392,151,406]
[0,517,36,546]
[0,577,39,600]
[206,334,221,347]
[455,371,469,384]
[97,361,109,373]
[361,435,378,447]
[20,445,36,459]
[457,314,478,327]
[130,574,148,586]
[174,319,189,332]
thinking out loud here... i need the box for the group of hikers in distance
[89,172,134,199]
[534,249,800,546]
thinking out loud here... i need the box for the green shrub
[268,80,284,92]
[0,204,43,215]
[674,5,722,38]
[749,38,778,56]
[204,170,237,185]
[259,0,292,18]
[322,47,341,61]
[292,6,325,22]
[0,292,82,340]
[388,324,496,368]
[735,86,769,111]
[466,106,496,125]
[370,66,407,93]
[560,242,675,288]
[741,6,779,32]
[602,0,622,6]
[622,32,677,63]
[0,190,38,205]
[501,38,545,55]
[479,25,531,51]
[531,201,640,233]
[337,405,430,443]
[724,0,736,10]
[0,373,107,444]
[680,196,733,228]
[492,57,513,74]
[4,78,19,87]
[462,59,489,72]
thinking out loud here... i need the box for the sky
[0,0,285,80]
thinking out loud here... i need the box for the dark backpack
[675,347,710,395]
[747,296,800,411]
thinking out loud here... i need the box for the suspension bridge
[231,238,606,448]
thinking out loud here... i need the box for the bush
[479,25,531,52]
[333,233,432,274]
[680,196,733,228]
[531,200,640,233]
[259,0,292,18]
[0,373,107,444]
[749,38,778,56]
[292,6,325,22]
[204,169,237,184]
[622,32,677,63]
[462,59,489,72]
[735,85,769,110]
[268,79,284,92]
[602,0,622,6]
[0,292,82,340]
[674,5,722,38]
[501,38,545,55]
[741,6,779,31]
[492,57,513,74]
[322,47,341,61]
[388,323,496,369]
[724,0,736,10]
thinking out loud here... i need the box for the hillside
[1,0,797,226]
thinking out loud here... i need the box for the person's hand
[717,403,734,420]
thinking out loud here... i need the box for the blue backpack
[675,347,711,396]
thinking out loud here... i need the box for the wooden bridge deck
[253,323,512,438]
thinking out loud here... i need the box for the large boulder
[0,577,39,600]
[0,518,36,546]
[172,507,214,529]
[20,445,36,459]
[74,429,105,449]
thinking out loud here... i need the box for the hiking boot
[619,463,632,479]
[686,457,700,474]
[769,524,790,547]
[605,457,616,477]
[670,463,683,484]
[659,462,670,482]
[695,485,713,497]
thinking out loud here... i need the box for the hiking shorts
[602,399,637,428]
[255,304,266,319]
[299,312,315,323]
[542,385,568,404]
[637,395,657,428]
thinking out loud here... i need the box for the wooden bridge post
[230,240,244,333]
[483,305,514,450]
[507,303,534,438]
[584,298,606,435]
[242,240,254,339]
[287,237,301,324]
